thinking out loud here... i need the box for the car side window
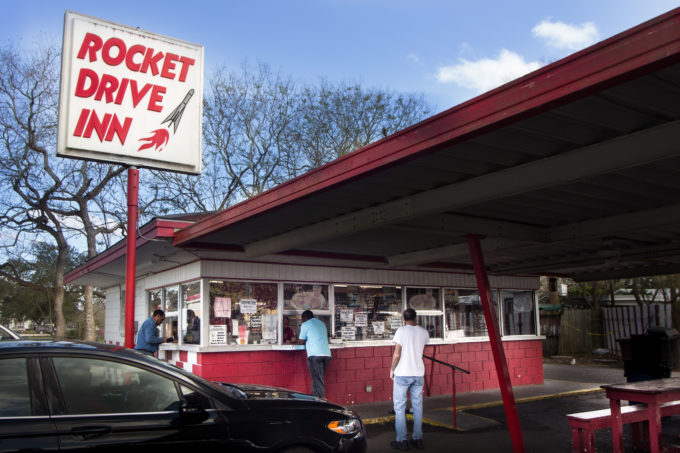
[0,358,31,416]
[52,357,180,415]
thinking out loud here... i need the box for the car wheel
[280,447,316,453]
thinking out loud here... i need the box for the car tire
[280,447,316,453]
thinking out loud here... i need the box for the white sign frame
[58,11,203,174]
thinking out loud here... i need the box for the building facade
[103,257,543,405]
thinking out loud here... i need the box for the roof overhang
[69,8,680,286]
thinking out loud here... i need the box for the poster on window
[239,299,257,314]
[289,285,328,310]
[355,313,368,327]
[238,324,248,344]
[262,314,277,340]
[372,321,385,335]
[341,326,356,341]
[214,297,231,318]
[390,317,403,330]
[209,325,227,345]
[408,291,438,309]
[340,309,353,322]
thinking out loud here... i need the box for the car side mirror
[179,398,209,424]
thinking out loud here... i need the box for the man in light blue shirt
[135,309,170,356]
[297,310,331,398]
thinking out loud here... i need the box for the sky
[1,0,678,113]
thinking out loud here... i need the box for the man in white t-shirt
[389,308,429,450]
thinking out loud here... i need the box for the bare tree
[150,62,431,214]
[0,42,126,339]
[287,79,430,176]
[631,275,680,329]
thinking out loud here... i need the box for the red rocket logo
[138,89,194,152]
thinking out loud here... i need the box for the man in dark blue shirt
[135,309,170,356]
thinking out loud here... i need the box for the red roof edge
[173,7,680,247]
[64,219,193,284]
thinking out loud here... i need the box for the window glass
[406,287,442,338]
[163,287,179,341]
[501,290,536,335]
[444,289,498,338]
[53,357,180,414]
[148,289,162,316]
[181,281,201,345]
[333,285,402,341]
[118,289,126,337]
[0,358,31,417]
[209,281,278,345]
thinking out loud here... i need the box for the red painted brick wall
[184,340,543,406]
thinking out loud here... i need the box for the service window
[333,285,402,341]
[500,290,536,335]
[406,287,442,338]
[0,358,31,417]
[283,283,331,344]
[444,288,498,338]
[181,281,201,345]
[209,281,278,345]
[163,286,179,341]
[53,357,180,414]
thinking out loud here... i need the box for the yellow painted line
[437,387,605,412]
[362,387,605,427]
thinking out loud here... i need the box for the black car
[0,341,366,452]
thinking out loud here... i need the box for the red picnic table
[602,378,680,453]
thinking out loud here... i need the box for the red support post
[124,167,139,349]
[467,235,525,453]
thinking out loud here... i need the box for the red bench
[567,400,680,452]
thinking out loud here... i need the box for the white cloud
[435,49,541,93]
[532,19,600,50]
[407,53,420,64]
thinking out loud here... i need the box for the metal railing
[423,355,470,429]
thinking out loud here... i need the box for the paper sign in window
[214,297,231,318]
[239,299,257,314]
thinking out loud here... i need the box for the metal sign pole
[124,167,139,349]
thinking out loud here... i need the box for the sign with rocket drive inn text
[58,11,203,174]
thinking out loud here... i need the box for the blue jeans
[393,375,424,442]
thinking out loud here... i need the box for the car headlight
[327,418,362,435]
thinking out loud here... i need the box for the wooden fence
[541,304,673,356]
[556,308,604,355]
